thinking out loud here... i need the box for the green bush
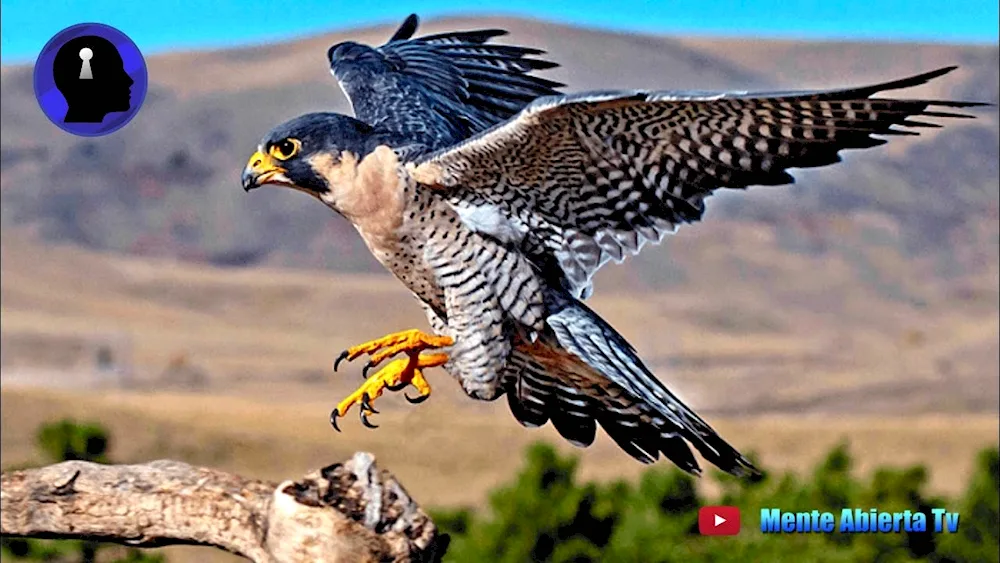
[36,418,111,464]
[5,420,995,563]
[434,442,1000,563]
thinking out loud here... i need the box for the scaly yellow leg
[330,329,453,431]
[334,329,454,373]
[330,352,448,431]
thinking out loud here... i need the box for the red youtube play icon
[698,506,741,535]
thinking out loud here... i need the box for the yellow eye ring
[270,138,301,160]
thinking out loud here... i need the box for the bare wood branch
[0,452,447,563]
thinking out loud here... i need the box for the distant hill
[1,16,996,275]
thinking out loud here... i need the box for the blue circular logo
[33,23,147,137]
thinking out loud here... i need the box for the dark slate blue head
[241,112,374,196]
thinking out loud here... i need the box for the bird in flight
[242,14,984,475]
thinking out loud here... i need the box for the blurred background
[1,1,998,561]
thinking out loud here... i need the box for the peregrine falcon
[241,14,984,475]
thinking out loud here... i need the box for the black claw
[329,409,341,432]
[405,392,429,404]
[385,381,408,392]
[360,410,379,429]
[360,392,379,414]
[334,350,349,372]
[363,361,375,379]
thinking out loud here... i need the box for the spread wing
[327,13,562,154]
[414,66,986,299]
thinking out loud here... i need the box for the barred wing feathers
[328,14,562,150]
[414,66,985,298]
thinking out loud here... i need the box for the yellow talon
[338,353,444,411]
[330,329,451,431]
[334,329,454,372]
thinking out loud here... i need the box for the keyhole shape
[79,47,94,80]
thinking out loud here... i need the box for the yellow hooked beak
[241,150,289,192]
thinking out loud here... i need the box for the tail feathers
[541,292,759,477]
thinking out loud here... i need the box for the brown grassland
[2,235,997,505]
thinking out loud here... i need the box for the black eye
[271,138,300,160]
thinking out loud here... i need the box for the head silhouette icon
[53,35,133,123]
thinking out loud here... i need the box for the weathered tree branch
[0,452,447,562]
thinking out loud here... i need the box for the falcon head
[241,112,374,199]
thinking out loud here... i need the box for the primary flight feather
[241,14,985,476]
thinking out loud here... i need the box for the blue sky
[1,0,997,64]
